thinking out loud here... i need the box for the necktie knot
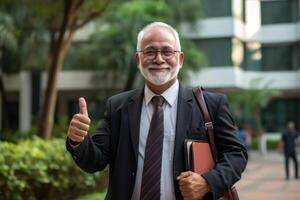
[151,96,165,107]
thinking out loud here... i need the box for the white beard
[138,63,180,86]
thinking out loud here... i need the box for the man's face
[287,122,295,133]
[136,27,184,86]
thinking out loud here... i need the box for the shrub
[0,137,108,200]
[250,137,280,150]
[79,192,106,200]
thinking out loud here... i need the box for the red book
[184,139,215,174]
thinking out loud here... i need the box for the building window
[195,38,233,67]
[261,0,298,24]
[262,98,300,132]
[243,42,299,71]
[202,0,232,18]
[242,42,262,71]
[3,101,19,131]
[261,44,298,71]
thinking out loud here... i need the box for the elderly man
[66,22,248,200]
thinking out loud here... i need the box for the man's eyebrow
[144,45,174,50]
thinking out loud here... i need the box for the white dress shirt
[131,80,179,200]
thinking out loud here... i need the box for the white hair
[136,22,181,51]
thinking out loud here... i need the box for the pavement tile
[236,151,300,200]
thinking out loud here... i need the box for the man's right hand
[67,97,91,143]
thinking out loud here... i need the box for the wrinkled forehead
[140,27,177,49]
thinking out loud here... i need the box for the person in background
[280,121,299,180]
[238,125,247,147]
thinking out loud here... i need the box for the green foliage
[79,192,106,200]
[0,116,99,142]
[0,137,107,200]
[65,0,172,70]
[0,0,48,73]
[64,0,205,90]
[165,0,202,24]
[228,78,281,135]
[179,38,207,80]
[0,12,17,51]
[250,137,280,150]
[267,140,279,150]
[0,128,38,143]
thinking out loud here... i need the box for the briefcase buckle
[205,122,213,129]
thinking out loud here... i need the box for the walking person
[280,121,299,180]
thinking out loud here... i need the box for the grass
[78,192,106,200]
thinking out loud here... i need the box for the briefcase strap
[192,87,218,161]
[193,86,240,200]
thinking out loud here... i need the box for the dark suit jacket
[281,131,299,156]
[66,84,248,200]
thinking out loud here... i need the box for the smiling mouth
[148,68,170,72]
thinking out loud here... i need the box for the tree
[0,0,52,133]
[35,0,111,139]
[228,78,281,136]
[64,0,205,92]
[0,0,47,73]
[0,11,17,130]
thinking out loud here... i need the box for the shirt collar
[144,80,179,107]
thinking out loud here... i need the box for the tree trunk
[38,0,111,139]
[38,33,74,139]
[38,53,62,139]
[38,0,77,140]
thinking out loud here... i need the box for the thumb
[177,171,193,180]
[79,97,88,116]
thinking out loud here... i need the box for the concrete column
[245,0,261,39]
[19,71,32,132]
[259,134,267,156]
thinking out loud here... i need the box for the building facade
[182,0,300,133]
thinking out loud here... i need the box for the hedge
[0,137,107,200]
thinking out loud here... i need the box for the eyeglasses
[137,48,181,60]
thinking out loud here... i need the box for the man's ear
[135,53,140,66]
[179,52,184,69]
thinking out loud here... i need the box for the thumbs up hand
[67,97,91,143]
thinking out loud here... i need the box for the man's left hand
[177,171,211,200]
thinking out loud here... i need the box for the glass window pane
[261,44,296,71]
[195,38,233,67]
[202,0,232,18]
[4,101,19,131]
[243,42,299,71]
[261,0,298,24]
[262,99,300,132]
[243,42,262,70]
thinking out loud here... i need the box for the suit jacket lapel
[173,84,193,172]
[127,88,144,163]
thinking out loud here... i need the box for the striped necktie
[140,95,165,200]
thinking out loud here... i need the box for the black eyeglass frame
[137,48,181,60]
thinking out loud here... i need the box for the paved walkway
[236,151,300,200]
